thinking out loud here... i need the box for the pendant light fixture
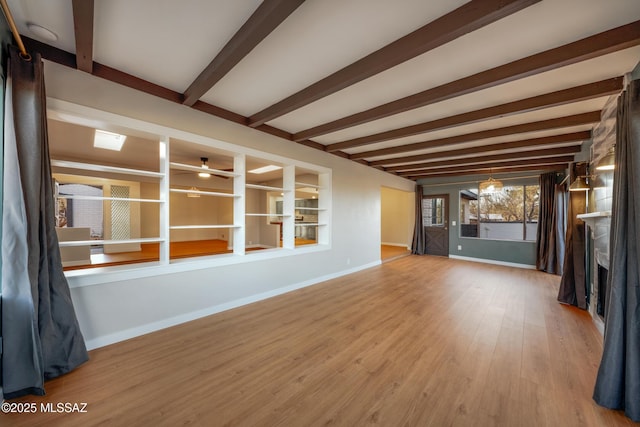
[595,146,615,171]
[479,169,503,194]
[198,157,211,178]
[569,163,592,192]
[568,176,590,192]
[187,186,201,198]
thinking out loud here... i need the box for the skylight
[94,129,126,151]
[248,165,282,174]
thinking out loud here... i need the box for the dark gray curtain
[1,48,88,399]
[553,183,567,273]
[536,172,566,274]
[557,163,587,309]
[411,185,425,255]
[593,80,640,422]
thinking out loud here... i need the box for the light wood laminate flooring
[4,256,634,426]
[381,244,411,262]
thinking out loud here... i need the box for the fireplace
[597,264,608,318]
[577,210,611,330]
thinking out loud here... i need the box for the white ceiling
[7,0,640,179]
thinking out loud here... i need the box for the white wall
[380,186,414,247]
[43,61,415,349]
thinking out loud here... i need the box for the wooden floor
[381,244,411,262]
[5,256,635,426]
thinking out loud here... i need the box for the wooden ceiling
[8,0,640,181]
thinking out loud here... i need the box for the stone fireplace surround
[576,92,617,334]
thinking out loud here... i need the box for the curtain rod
[0,0,31,60]
[420,174,545,188]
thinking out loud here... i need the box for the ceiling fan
[171,157,233,179]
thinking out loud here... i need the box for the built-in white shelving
[58,237,165,247]
[52,159,163,179]
[56,194,163,203]
[170,188,238,198]
[48,99,331,277]
[245,184,286,191]
[295,181,321,188]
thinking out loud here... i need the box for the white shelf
[245,214,290,217]
[293,207,324,211]
[58,237,164,247]
[246,184,285,191]
[170,225,238,230]
[170,188,238,198]
[577,211,612,219]
[170,162,238,177]
[52,160,163,179]
[56,195,163,203]
[577,211,612,228]
[295,181,321,188]
[294,223,326,227]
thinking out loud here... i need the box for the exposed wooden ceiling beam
[24,37,183,103]
[369,131,589,167]
[350,111,600,160]
[71,0,94,73]
[390,150,577,173]
[22,36,359,162]
[296,20,640,140]
[406,164,566,180]
[182,0,305,106]
[397,155,574,176]
[247,0,540,127]
[22,36,76,67]
[324,77,622,151]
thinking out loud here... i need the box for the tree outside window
[460,185,539,240]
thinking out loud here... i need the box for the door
[422,194,449,256]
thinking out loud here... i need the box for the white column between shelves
[159,136,170,264]
[282,165,295,249]
[233,153,246,255]
[318,171,331,245]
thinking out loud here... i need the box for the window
[460,185,539,241]
[422,197,445,226]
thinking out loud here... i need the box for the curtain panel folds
[1,48,88,399]
[411,185,425,255]
[536,172,566,274]
[593,80,640,422]
[557,163,587,309]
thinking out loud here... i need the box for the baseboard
[83,260,381,350]
[449,255,536,270]
[381,242,410,248]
